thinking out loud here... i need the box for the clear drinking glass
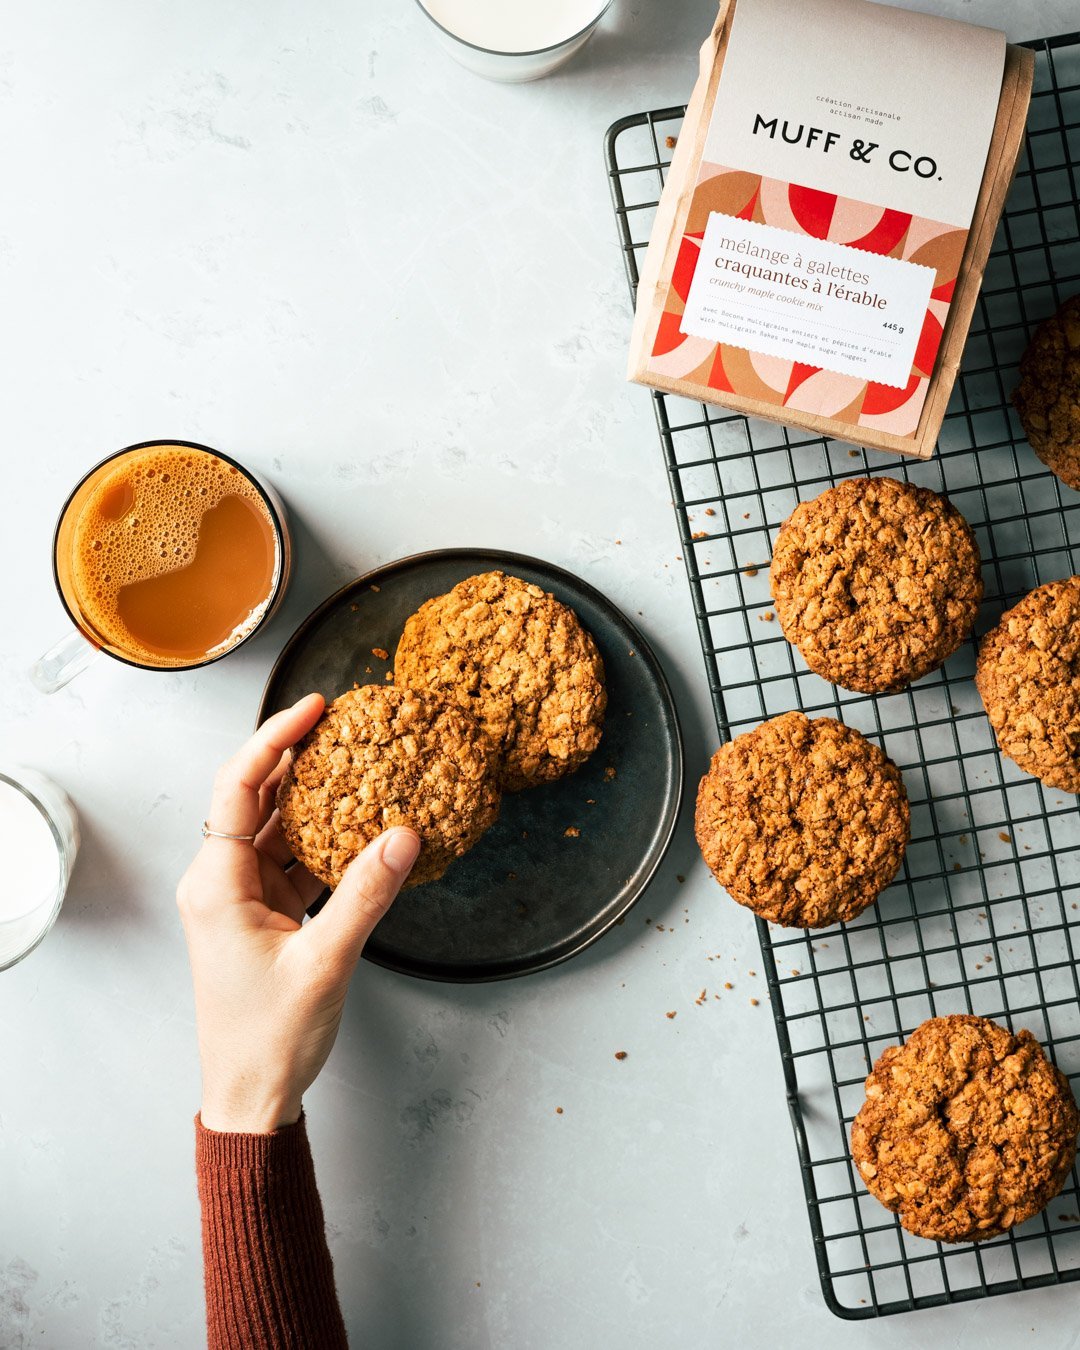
[0,767,80,972]
[32,440,292,694]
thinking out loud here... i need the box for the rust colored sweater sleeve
[195,1113,348,1350]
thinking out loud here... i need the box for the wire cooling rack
[606,33,1080,1320]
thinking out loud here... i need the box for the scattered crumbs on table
[695,988,706,1006]
[999,831,1011,843]
[665,1010,677,1020]
[522,830,529,839]
[615,538,622,545]
[507,871,517,881]
[1058,1213,1080,1223]
[978,912,986,920]
[742,512,750,519]
[677,874,685,884]
[372,646,390,660]
[975,963,982,971]
[790,968,800,977]
[656,924,666,932]
[848,449,860,458]
[692,531,708,540]
[615,1051,628,1061]
[350,602,359,612]
[724,981,733,990]
[604,766,617,781]
[555,1107,563,1115]
[665,134,677,148]
[750,998,760,1007]
[760,611,774,622]
[586,798,596,804]
[364,666,373,674]
[564,826,580,838]
[748,970,756,977]
[645,917,652,925]
[370,584,381,592]
[705,507,716,516]
[384,671,393,681]
[743,565,759,577]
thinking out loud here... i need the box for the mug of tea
[32,440,292,693]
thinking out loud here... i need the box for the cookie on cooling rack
[769,477,982,695]
[277,684,501,888]
[975,576,1080,794]
[393,571,607,792]
[693,711,909,929]
[1013,294,1080,492]
[852,1014,1079,1244]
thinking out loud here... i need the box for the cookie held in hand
[770,477,982,694]
[277,685,501,889]
[694,711,909,929]
[852,1014,1079,1243]
[394,571,606,792]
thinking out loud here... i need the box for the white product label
[680,214,935,387]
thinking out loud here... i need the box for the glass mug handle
[30,631,100,694]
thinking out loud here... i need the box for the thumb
[303,827,421,971]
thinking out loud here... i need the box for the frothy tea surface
[65,445,278,665]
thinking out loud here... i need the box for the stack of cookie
[278,571,607,889]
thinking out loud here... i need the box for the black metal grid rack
[606,33,1080,1320]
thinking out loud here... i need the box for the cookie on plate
[1013,294,1080,491]
[693,711,909,929]
[394,571,606,792]
[277,684,501,888]
[852,1014,1079,1244]
[770,477,982,694]
[975,576,1080,793]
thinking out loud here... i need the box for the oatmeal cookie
[975,576,1080,793]
[852,1014,1079,1244]
[1013,294,1080,491]
[770,477,982,694]
[394,571,606,792]
[693,711,909,928]
[277,684,500,888]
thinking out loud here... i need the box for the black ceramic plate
[257,548,683,982]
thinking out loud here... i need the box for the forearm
[195,1114,347,1350]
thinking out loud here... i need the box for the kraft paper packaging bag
[628,0,1034,459]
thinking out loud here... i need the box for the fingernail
[381,828,421,876]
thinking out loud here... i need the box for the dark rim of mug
[51,439,288,674]
[412,0,614,59]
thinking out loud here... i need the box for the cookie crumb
[564,826,580,838]
[743,565,759,578]
[760,610,774,622]
[555,1107,563,1115]
[665,135,677,148]
[372,647,390,661]
[604,766,617,782]
[724,982,733,990]
[999,831,1012,843]
[614,1051,628,1061]
[750,998,760,1007]
[676,874,685,884]
[705,507,716,516]
[370,584,381,592]
[665,1011,677,1020]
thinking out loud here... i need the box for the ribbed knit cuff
[195,1112,348,1350]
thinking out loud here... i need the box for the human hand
[177,693,420,1133]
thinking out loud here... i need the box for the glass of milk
[0,768,79,971]
[415,0,615,82]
